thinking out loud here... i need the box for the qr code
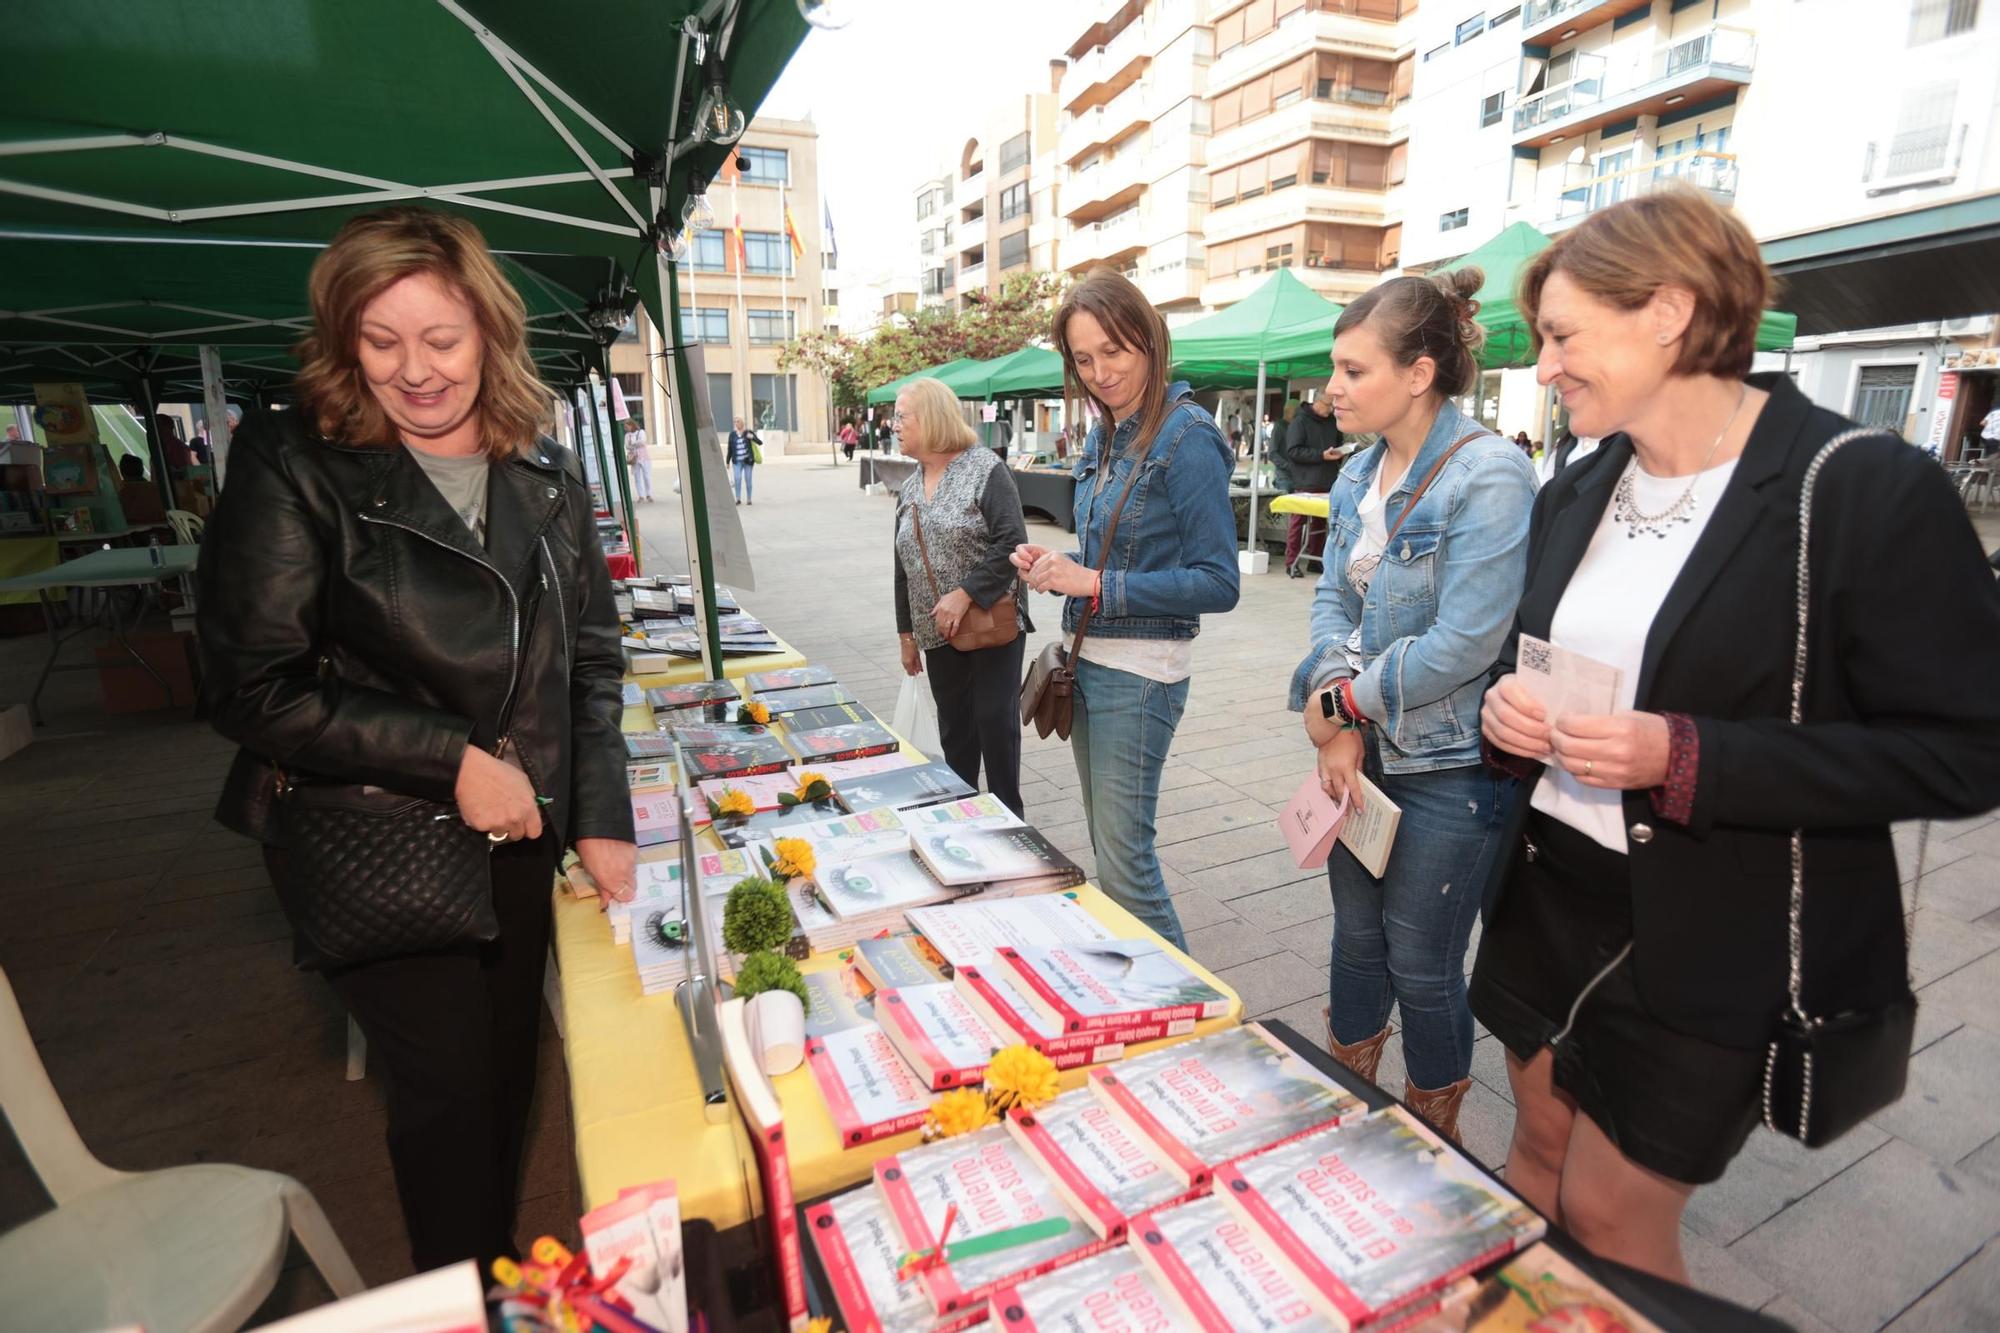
[1520,639,1553,674]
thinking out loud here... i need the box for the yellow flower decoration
[715,787,755,818]
[738,699,771,724]
[771,837,816,880]
[926,1087,997,1140]
[806,1319,833,1333]
[984,1044,1060,1113]
[794,769,828,794]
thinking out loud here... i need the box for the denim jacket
[1288,401,1536,772]
[1062,382,1241,641]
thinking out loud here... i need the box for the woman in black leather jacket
[198,207,634,1271]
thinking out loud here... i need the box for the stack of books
[627,849,758,996]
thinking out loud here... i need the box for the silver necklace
[1612,387,1748,540]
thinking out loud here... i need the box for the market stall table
[857,455,917,492]
[1267,491,1330,520]
[0,543,199,723]
[1011,466,1077,532]
[619,634,808,717]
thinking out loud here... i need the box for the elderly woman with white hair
[893,376,1034,815]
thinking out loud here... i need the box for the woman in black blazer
[1471,187,2000,1284]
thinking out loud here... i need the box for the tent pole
[592,342,642,575]
[135,376,175,519]
[660,248,726,682]
[1245,359,1268,556]
[198,344,231,492]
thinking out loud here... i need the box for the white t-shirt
[1981,408,2000,443]
[1340,467,1394,675]
[1078,635,1194,685]
[1531,454,1742,852]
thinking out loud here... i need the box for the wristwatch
[1320,680,1365,729]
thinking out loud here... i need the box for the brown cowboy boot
[1323,1007,1392,1085]
[1405,1077,1473,1146]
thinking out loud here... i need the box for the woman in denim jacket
[1014,271,1240,949]
[1291,269,1536,1141]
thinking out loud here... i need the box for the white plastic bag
[893,673,943,759]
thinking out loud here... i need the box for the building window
[1886,82,1958,175]
[1491,4,1520,23]
[746,308,796,344]
[680,306,729,343]
[999,132,1031,174]
[1455,13,1485,43]
[822,288,838,305]
[705,373,733,433]
[1440,207,1470,231]
[1264,242,1295,271]
[1479,91,1505,127]
[1852,365,1918,431]
[998,230,1030,271]
[1274,84,1302,110]
[1000,181,1031,221]
[921,231,936,255]
[684,231,728,272]
[751,373,800,431]
[1909,0,1980,43]
[1423,41,1450,61]
[743,231,792,275]
[921,265,951,297]
[917,192,936,220]
[736,146,790,184]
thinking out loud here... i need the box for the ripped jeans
[1324,744,1512,1089]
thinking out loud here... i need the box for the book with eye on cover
[1088,1024,1365,1190]
[644,679,740,712]
[1209,1108,1546,1331]
[806,1185,990,1333]
[804,1022,937,1147]
[990,1247,1176,1333]
[910,824,1082,890]
[1004,1089,1197,1243]
[831,761,978,814]
[874,981,1008,1091]
[757,683,861,715]
[996,941,1229,1038]
[1129,1194,1338,1332]
[874,1123,1107,1317]
[815,850,954,920]
[790,720,902,763]
[747,665,839,694]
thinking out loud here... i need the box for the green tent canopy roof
[1169,268,1344,385]
[980,346,1065,398]
[864,358,981,404]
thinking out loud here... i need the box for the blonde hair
[294,207,553,461]
[897,377,978,453]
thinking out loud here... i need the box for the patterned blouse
[894,447,1031,652]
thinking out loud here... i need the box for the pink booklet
[1279,774,1349,869]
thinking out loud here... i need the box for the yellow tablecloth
[1268,492,1330,519]
[0,536,60,606]
[553,883,1242,1227]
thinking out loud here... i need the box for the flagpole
[732,173,746,424]
[779,176,791,441]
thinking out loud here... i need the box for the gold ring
[1584,760,1594,777]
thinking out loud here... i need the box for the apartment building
[1402,0,2000,444]
[951,77,1065,307]
[610,117,832,453]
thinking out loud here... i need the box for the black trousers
[925,635,1027,817]
[266,835,557,1272]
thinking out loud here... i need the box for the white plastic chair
[0,966,365,1331]
[166,508,206,546]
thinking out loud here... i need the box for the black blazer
[1484,373,2000,1049]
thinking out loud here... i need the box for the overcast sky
[758,0,1078,300]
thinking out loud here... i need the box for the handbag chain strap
[1063,442,1149,664]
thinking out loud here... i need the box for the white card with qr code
[1517,634,1621,724]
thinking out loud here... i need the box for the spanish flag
[731,213,748,271]
[784,204,805,261]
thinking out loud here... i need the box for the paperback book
[697,771,807,812]
[1210,1109,1546,1330]
[911,825,1081,890]
[874,1123,1106,1316]
[806,1185,987,1333]
[804,1022,937,1147]
[757,682,861,715]
[802,967,876,1039]
[1130,1194,1337,1332]
[627,762,674,790]
[630,790,685,850]
[996,941,1229,1037]
[900,793,1024,834]
[854,935,949,992]
[874,981,1008,1090]
[1396,1241,1661,1332]
[990,1248,1176,1333]
[1088,1023,1366,1189]
[718,997,807,1326]
[623,730,677,759]
[746,665,839,693]
[831,760,978,814]
[712,798,850,849]
[644,679,740,712]
[664,722,775,746]
[803,752,921,785]
[815,850,958,921]
[791,720,903,763]
[906,896,1116,970]
[677,732,796,779]
[1004,1088,1195,1242]
[781,703,879,735]
[954,959,1172,1063]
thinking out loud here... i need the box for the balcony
[1062,20,1151,112]
[1138,262,1207,311]
[1207,94,1402,175]
[959,261,987,292]
[1204,182,1396,245]
[1065,206,1147,271]
[1513,26,1756,149]
[1064,148,1150,223]
[1521,0,1654,46]
[1544,149,1738,231]
[959,211,987,251]
[1062,80,1154,165]
[1207,6,1402,100]
[960,167,985,198]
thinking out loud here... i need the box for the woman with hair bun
[1290,266,1537,1144]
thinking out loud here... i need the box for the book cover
[1088,1024,1366,1190]
[1210,1109,1546,1330]
[911,825,1080,889]
[645,679,740,711]
[804,1023,937,1147]
[1339,771,1403,880]
[990,1248,1176,1333]
[697,771,803,813]
[1280,776,1349,871]
[758,682,861,715]
[782,703,881,736]
[875,981,1008,1090]
[713,798,851,849]
[666,722,774,746]
[627,761,675,791]
[678,733,797,779]
[856,935,948,992]
[609,859,681,944]
[907,896,1117,970]
[806,1186,988,1333]
[1005,1089,1194,1242]
[747,665,839,694]
[1130,1194,1335,1332]
[998,942,1229,1037]
[621,682,646,708]
[803,753,918,784]
[792,721,903,762]
[817,850,956,921]
[802,967,876,1039]
[1395,1241,1660,1332]
[631,791,684,849]
[580,1187,686,1333]
[718,998,807,1326]
[954,962,1172,1060]
[833,760,979,814]
[901,793,1023,832]
[874,1123,1106,1316]
[624,730,678,759]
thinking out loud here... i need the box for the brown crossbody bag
[909,501,1020,653]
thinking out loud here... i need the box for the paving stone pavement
[0,450,1994,1329]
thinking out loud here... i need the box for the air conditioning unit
[1941,315,1995,338]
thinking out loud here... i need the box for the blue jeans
[1070,656,1190,950]
[1325,746,1512,1089]
[732,460,753,501]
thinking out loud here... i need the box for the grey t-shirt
[408,447,491,543]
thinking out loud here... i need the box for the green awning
[981,346,1066,398]
[1169,268,1344,385]
[1762,191,2000,336]
[864,358,981,405]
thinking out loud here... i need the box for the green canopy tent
[981,346,1066,399]
[1164,268,1345,559]
[863,358,980,405]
